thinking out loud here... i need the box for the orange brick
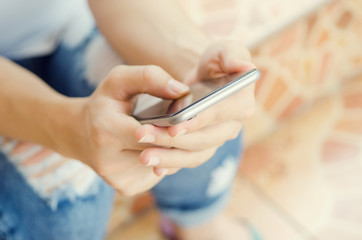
[353,57,362,65]
[337,11,353,28]
[322,140,360,162]
[326,0,343,14]
[264,76,288,111]
[343,93,362,109]
[317,51,332,85]
[270,27,298,56]
[317,30,329,46]
[306,14,318,37]
[335,119,362,134]
[277,97,304,121]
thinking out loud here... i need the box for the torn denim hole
[206,156,238,197]
[34,174,101,211]
[0,139,99,210]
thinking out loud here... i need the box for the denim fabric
[153,134,243,227]
[0,28,243,239]
[0,154,114,240]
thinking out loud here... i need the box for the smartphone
[132,68,261,126]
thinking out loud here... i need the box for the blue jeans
[0,30,243,239]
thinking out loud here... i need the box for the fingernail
[241,61,257,70]
[246,62,257,69]
[146,156,160,166]
[138,134,155,143]
[155,168,168,177]
[168,79,189,94]
[176,129,187,137]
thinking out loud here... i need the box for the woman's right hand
[53,65,189,196]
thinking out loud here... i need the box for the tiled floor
[106,0,362,239]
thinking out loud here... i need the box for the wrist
[45,97,87,160]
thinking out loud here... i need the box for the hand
[169,39,256,135]
[57,65,189,196]
[136,40,256,173]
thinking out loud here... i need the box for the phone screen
[132,70,256,122]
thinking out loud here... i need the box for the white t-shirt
[0,0,94,59]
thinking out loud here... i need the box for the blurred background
[106,0,362,239]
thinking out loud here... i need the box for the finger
[215,39,254,74]
[100,65,189,101]
[167,84,255,137]
[219,43,254,73]
[138,120,242,151]
[198,40,254,79]
[140,147,218,169]
[176,121,243,151]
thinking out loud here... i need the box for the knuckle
[100,65,126,93]
[168,136,176,148]
[141,65,162,84]
[108,65,125,82]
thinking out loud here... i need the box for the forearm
[0,57,82,154]
[88,0,212,81]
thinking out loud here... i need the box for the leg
[0,150,114,240]
[152,134,254,239]
[152,134,243,226]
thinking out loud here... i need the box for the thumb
[100,65,189,101]
[219,40,255,73]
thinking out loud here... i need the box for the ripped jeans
[0,29,243,240]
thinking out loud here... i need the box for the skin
[0,0,256,238]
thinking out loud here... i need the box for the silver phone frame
[137,68,261,126]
